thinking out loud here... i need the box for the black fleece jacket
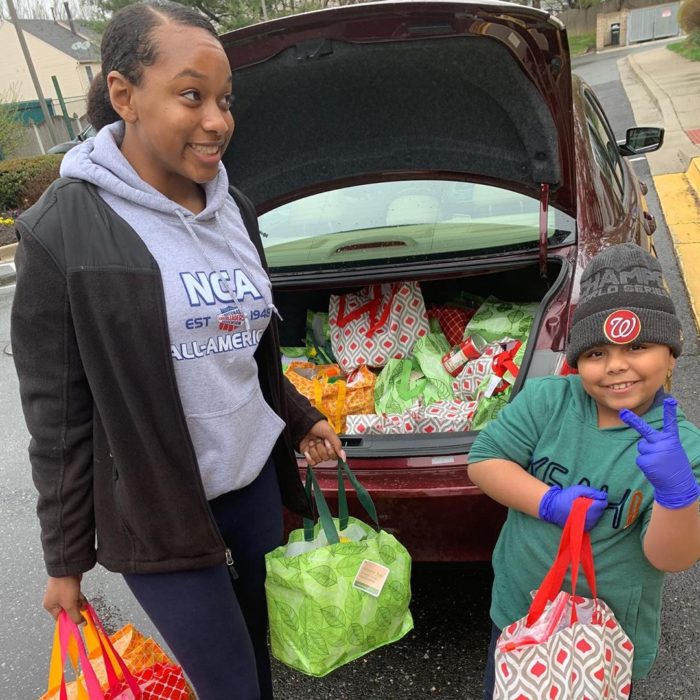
[11,178,321,577]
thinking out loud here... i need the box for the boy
[468,243,700,698]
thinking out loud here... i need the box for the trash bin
[610,23,620,46]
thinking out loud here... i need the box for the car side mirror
[618,127,664,156]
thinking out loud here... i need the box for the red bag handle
[526,497,597,627]
[335,285,397,339]
[366,285,396,338]
[492,340,523,379]
[336,288,382,328]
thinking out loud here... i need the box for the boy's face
[577,343,675,428]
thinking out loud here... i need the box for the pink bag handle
[526,498,597,627]
[57,612,106,699]
[82,602,141,695]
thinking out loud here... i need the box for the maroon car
[219,1,662,561]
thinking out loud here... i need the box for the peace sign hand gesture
[619,397,700,510]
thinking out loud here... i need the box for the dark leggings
[123,458,283,700]
[482,621,633,699]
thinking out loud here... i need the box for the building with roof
[0,16,101,121]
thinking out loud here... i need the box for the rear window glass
[259,181,575,272]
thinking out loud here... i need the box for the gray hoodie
[60,121,284,499]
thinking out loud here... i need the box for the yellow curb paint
[654,174,699,227]
[654,169,700,333]
[687,157,700,201]
[675,242,700,328]
[669,222,700,244]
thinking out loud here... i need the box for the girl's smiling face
[576,342,675,428]
[111,23,234,207]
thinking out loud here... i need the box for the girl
[11,2,344,698]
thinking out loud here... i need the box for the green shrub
[0,154,62,210]
[680,0,700,35]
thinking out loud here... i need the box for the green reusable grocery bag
[374,342,453,414]
[374,358,427,414]
[411,332,454,404]
[464,296,538,343]
[265,460,414,677]
[305,310,336,364]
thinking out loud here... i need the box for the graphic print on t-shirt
[171,267,271,362]
[528,455,645,529]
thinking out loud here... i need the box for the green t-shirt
[469,375,700,679]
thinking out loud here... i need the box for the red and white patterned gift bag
[494,499,633,700]
[411,400,478,433]
[345,412,415,435]
[329,282,429,372]
[345,400,478,435]
[452,338,521,401]
[427,306,474,346]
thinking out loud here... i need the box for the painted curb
[0,242,17,262]
[687,157,700,200]
[0,244,17,287]
[653,160,700,334]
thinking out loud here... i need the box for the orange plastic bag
[285,362,375,433]
[40,603,194,699]
[85,624,190,696]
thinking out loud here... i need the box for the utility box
[628,3,680,44]
[13,99,55,126]
[610,22,621,46]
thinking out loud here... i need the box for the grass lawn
[568,33,596,56]
[668,37,700,62]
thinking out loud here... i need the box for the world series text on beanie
[565,243,682,367]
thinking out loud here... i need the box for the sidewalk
[618,46,700,329]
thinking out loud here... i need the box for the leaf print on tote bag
[264,460,413,676]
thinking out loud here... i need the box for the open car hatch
[220,1,576,218]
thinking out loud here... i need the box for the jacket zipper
[225,548,239,581]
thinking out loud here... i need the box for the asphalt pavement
[1,40,700,700]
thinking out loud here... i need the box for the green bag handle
[337,459,379,531]
[303,460,380,543]
[303,466,340,545]
[396,360,427,401]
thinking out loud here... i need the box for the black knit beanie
[566,243,682,367]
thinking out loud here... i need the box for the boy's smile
[577,343,675,428]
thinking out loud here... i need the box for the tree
[0,86,26,161]
[11,0,87,20]
[91,0,371,32]
[92,0,237,27]
[679,0,700,43]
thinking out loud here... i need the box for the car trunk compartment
[275,257,567,456]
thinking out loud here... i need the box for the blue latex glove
[619,397,700,509]
[538,485,608,531]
